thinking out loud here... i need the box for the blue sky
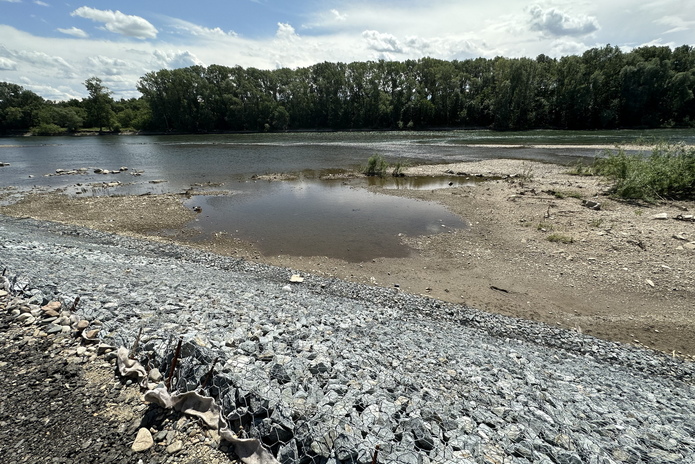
[1,0,694,101]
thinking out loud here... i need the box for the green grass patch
[362,154,389,177]
[362,154,410,178]
[391,160,410,177]
[566,161,596,176]
[594,143,695,201]
[546,233,574,244]
[536,222,554,231]
[516,164,535,187]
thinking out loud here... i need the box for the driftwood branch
[200,357,219,390]
[165,338,183,391]
[371,444,380,464]
[129,327,143,359]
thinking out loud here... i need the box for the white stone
[148,368,163,383]
[132,428,154,452]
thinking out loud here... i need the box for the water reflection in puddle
[367,175,489,190]
[183,179,467,262]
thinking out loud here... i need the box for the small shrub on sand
[547,234,574,244]
[567,161,596,176]
[391,161,410,177]
[362,154,389,177]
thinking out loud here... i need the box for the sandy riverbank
[2,158,694,359]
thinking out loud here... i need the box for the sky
[1,0,694,101]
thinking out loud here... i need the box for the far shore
[2,125,695,142]
[1,157,694,360]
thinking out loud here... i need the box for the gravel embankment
[1,215,694,464]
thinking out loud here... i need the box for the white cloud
[71,6,158,39]
[152,50,204,69]
[331,9,347,22]
[654,15,695,34]
[0,0,22,3]
[23,83,81,101]
[87,55,130,76]
[405,35,486,59]
[0,44,75,76]
[57,27,88,38]
[528,5,600,37]
[166,17,236,38]
[0,57,18,70]
[362,30,404,53]
[548,39,592,57]
[276,23,299,41]
[34,1,49,6]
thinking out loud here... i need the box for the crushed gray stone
[1,216,694,464]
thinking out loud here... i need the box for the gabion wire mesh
[9,262,689,464]
[120,326,469,464]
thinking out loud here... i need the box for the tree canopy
[84,77,115,132]
[2,44,695,135]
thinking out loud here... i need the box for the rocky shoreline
[1,215,694,463]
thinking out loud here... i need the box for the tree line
[2,44,695,135]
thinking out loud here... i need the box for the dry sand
[2,158,694,359]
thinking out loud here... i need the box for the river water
[2,129,694,261]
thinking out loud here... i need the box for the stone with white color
[131,428,154,452]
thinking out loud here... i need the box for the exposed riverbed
[2,156,694,359]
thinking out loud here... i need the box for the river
[2,129,694,261]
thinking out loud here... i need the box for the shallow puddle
[367,175,491,190]
[182,179,467,262]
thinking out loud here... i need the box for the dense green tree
[554,56,592,128]
[35,106,83,132]
[492,58,539,130]
[84,77,115,132]
[0,82,46,132]
[112,98,150,130]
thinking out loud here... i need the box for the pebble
[131,428,154,452]
[166,440,183,454]
[148,368,163,383]
[45,324,63,335]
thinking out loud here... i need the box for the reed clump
[594,143,695,201]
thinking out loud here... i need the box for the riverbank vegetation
[362,154,389,177]
[594,143,695,201]
[2,44,695,135]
